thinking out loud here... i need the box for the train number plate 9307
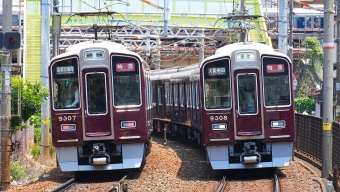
[58,116,76,121]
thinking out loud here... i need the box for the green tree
[294,97,315,113]
[303,37,323,66]
[11,77,49,133]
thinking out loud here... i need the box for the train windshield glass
[112,56,141,106]
[203,59,231,109]
[237,73,258,114]
[262,57,291,106]
[51,58,79,110]
[86,73,107,114]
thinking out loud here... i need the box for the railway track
[51,178,76,192]
[106,175,128,192]
[273,173,281,192]
[216,176,227,192]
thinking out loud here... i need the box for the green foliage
[11,77,49,133]
[10,161,25,181]
[294,97,315,113]
[34,128,41,144]
[30,115,41,128]
[30,144,40,160]
[303,37,323,65]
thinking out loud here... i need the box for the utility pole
[52,0,61,57]
[278,0,288,54]
[288,0,293,61]
[199,28,205,63]
[240,0,246,42]
[0,1,13,190]
[163,0,171,37]
[40,0,50,157]
[336,0,340,105]
[155,28,161,70]
[322,0,334,178]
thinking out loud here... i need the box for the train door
[234,70,262,136]
[185,83,191,124]
[165,82,171,118]
[82,68,112,137]
[179,83,186,122]
[152,85,158,117]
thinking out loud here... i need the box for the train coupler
[240,142,261,164]
[89,143,110,165]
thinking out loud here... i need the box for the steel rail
[216,176,226,192]
[273,173,280,192]
[107,175,128,192]
[50,178,76,192]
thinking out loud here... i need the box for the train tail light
[121,121,136,128]
[61,124,76,131]
[271,120,286,128]
[212,123,227,130]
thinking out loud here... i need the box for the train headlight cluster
[235,52,256,61]
[121,121,136,128]
[212,123,227,130]
[61,124,76,131]
[271,120,286,128]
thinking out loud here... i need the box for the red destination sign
[266,64,285,73]
[116,62,135,72]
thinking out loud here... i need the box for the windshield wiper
[115,93,127,106]
[266,92,278,108]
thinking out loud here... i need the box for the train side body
[49,40,152,172]
[151,42,296,170]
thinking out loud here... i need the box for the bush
[10,161,25,181]
[294,97,315,113]
[30,144,40,160]
[34,128,41,144]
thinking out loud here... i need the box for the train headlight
[121,121,136,128]
[61,124,76,131]
[271,120,286,128]
[212,123,227,130]
[235,52,256,61]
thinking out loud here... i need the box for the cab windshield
[51,58,79,110]
[203,59,231,109]
[262,57,291,106]
[112,55,141,106]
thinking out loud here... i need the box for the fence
[11,123,34,161]
[295,113,340,190]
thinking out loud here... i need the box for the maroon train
[150,42,296,169]
[49,40,152,172]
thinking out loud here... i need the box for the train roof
[201,42,290,66]
[262,7,323,16]
[50,40,145,66]
[150,64,199,81]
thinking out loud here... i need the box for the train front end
[48,41,152,172]
[201,43,296,169]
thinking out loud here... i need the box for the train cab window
[86,73,107,114]
[203,59,231,110]
[158,86,163,105]
[112,56,141,106]
[262,57,291,107]
[51,58,79,110]
[237,74,258,114]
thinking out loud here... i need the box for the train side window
[174,85,178,106]
[158,86,163,105]
[180,85,184,107]
[262,57,291,107]
[165,86,169,106]
[86,72,107,114]
[195,84,199,109]
[186,84,191,108]
[191,84,195,108]
[51,57,79,110]
[152,86,156,106]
